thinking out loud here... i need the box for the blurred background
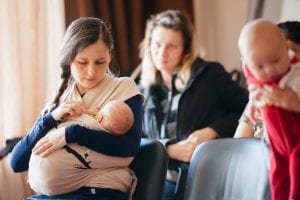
[0,0,299,199]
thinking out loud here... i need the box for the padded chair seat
[130,138,169,200]
[184,138,271,200]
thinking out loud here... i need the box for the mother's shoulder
[116,76,137,86]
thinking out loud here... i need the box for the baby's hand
[248,101,261,122]
[95,111,103,123]
[248,84,265,121]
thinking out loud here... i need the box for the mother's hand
[32,126,66,157]
[250,85,300,112]
[51,101,85,121]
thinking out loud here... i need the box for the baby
[65,99,134,135]
[83,100,134,135]
[238,19,300,200]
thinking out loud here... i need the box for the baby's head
[96,100,134,135]
[238,19,290,84]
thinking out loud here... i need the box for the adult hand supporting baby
[32,126,66,157]
[250,84,300,112]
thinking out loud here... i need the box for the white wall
[280,0,300,21]
[193,0,300,72]
[262,0,283,22]
[193,0,250,71]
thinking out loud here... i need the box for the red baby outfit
[243,56,300,200]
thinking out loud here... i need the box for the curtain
[0,0,65,199]
[64,0,193,76]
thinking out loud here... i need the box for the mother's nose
[86,65,96,76]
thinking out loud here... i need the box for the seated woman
[10,17,143,200]
[138,10,248,200]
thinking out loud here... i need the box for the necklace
[76,85,87,97]
[80,92,86,97]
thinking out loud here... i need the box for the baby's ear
[96,112,103,123]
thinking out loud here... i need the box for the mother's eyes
[95,60,107,65]
[75,60,107,66]
[76,61,87,65]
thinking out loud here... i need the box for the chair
[184,138,271,200]
[130,138,169,200]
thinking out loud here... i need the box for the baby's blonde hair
[99,100,134,135]
[238,19,286,60]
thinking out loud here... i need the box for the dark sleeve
[208,63,248,137]
[65,95,143,157]
[10,113,60,172]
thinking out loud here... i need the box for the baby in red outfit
[238,19,300,200]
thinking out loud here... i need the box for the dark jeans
[164,180,176,200]
[27,187,128,200]
[164,163,189,200]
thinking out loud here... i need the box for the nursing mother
[10,17,143,200]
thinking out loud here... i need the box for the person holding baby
[238,19,300,200]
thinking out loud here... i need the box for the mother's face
[150,26,184,75]
[70,39,111,94]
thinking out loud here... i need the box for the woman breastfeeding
[10,17,143,200]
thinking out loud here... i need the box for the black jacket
[140,58,248,144]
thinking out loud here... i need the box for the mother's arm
[206,63,248,138]
[10,95,142,172]
[10,113,60,172]
[65,95,143,157]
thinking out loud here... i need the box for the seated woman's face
[70,39,111,94]
[150,26,184,75]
